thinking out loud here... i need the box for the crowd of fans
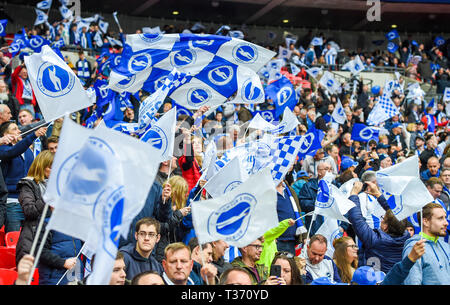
[0,10,448,286]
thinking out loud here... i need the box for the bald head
[0,104,11,124]
[427,156,440,176]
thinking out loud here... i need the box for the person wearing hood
[119,217,163,281]
[346,180,410,274]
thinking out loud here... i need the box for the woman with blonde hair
[332,236,359,283]
[155,175,191,263]
[16,150,82,285]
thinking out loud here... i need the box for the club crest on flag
[96,186,125,257]
[298,132,315,154]
[359,126,376,141]
[170,49,197,67]
[188,87,211,106]
[261,111,274,122]
[128,53,152,73]
[36,63,75,98]
[60,137,114,204]
[115,75,137,90]
[233,44,258,64]
[141,125,169,155]
[207,192,256,241]
[29,36,44,48]
[224,181,243,193]
[208,65,234,85]
[241,79,262,103]
[139,33,163,43]
[113,55,122,67]
[316,180,334,209]
[386,192,404,216]
[277,86,293,106]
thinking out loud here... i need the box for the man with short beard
[0,80,19,121]
[402,203,450,284]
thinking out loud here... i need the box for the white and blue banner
[140,107,177,162]
[37,0,52,10]
[227,66,265,105]
[444,87,450,102]
[35,8,48,26]
[24,45,94,122]
[331,98,346,125]
[26,35,51,53]
[305,66,322,80]
[314,174,356,222]
[204,156,243,198]
[319,71,340,94]
[311,37,323,46]
[98,20,109,34]
[59,4,73,20]
[192,168,278,247]
[315,217,343,258]
[342,55,364,75]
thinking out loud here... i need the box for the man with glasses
[119,217,163,281]
[231,237,269,285]
[439,168,450,208]
[301,234,342,284]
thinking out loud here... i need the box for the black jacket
[154,209,185,263]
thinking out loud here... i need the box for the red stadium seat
[0,268,18,285]
[30,268,39,285]
[5,231,20,248]
[0,247,16,269]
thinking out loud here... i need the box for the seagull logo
[233,44,257,64]
[208,66,234,86]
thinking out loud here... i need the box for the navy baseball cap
[351,266,385,285]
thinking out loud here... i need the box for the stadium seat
[5,231,20,248]
[0,247,16,269]
[0,268,17,285]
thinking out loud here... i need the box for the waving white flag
[24,45,93,122]
[204,156,243,198]
[192,168,278,247]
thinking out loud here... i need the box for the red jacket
[11,65,37,106]
[178,155,202,192]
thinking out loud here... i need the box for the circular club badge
[36,63,75,98]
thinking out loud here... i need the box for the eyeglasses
[248,244,264,251]
[275,251,294,258]
[347,244,359,250]
[138,231,158,239]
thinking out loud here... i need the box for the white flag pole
[28,202,50,262]
[306,212,317,240]
[56,243,86,285]
[198,242,210,285]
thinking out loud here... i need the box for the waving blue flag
[386,29,399,41]
[0,19,7,37]
[265,76,297,118]
[297,126,324,160]
[387,42,399,53]
[37,0,52,10]
[351,123,379,142]
[27,35,50,52]
[434,36,445,47]
[52,37,65,49]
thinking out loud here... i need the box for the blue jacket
[297,178,323,236]
[39,219,84,285]
[381,255,416,285]
[276,188,296,241]
[420,169,440,182]
[119,242,163,281]
[120,181,172,248]
[0,133,36,198]
[189,261,205,285]
[346,195,410,274]
[402,234,450,285]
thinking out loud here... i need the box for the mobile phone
[270,265,281,277]
[362,182,369,192]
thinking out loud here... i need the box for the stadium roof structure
[3,0,450,32]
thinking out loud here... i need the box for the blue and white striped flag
[367,92,399,126]
[37,0,52,10]
[0,19,7,37]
